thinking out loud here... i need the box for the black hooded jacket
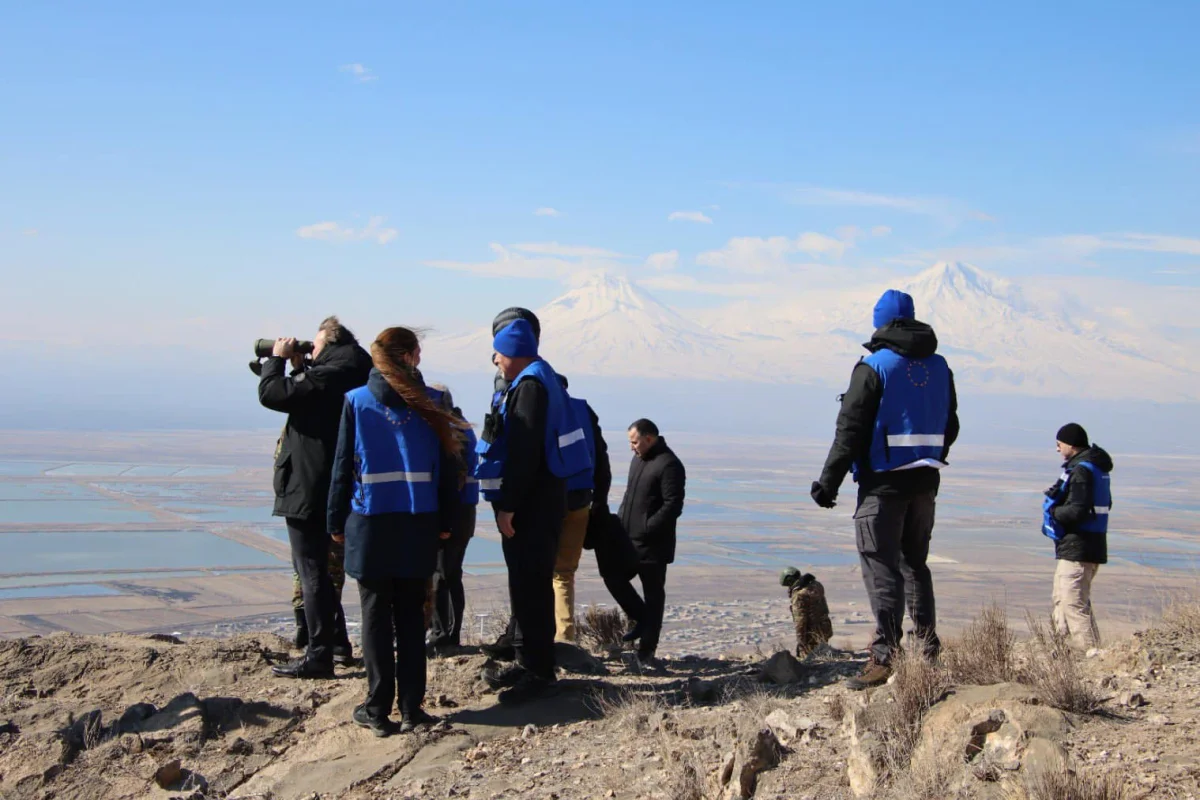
[1051,445,1113,564]
[817,319,960,499]
[259,340,373,520]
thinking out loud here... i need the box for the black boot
[331,607,356,667]
[293,608,309,650]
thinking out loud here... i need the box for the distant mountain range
[432,262,1200,401]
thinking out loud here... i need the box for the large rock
[758,651,804,685]
[910,683,1072,788]
[553,642,610,676]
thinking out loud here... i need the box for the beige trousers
[553,507,591,642]
[1052,559,1101,650]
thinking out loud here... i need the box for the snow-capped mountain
[432,272,744,379]
[430,263,1200,401]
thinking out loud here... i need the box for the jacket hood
[1067,445,1114,474]
[864,318,940,359]
[366,367,423,410]
[315,340,373,375]
[641,436,670,461]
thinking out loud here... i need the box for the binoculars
[249,338,315,375]
[253,338,315,358]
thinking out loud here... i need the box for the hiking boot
[399,708,439,734]
[621,623,644,643]
[272,656,335,680]
[845,658,892,691]
[498,672,557,706]
[481,632,516,661]
[427,641,465,659]
[293,609,308,650]
[352,704,397,738]
[481,660,527,691]
[332,643,357,667]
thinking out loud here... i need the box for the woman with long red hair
[328,327,465,736]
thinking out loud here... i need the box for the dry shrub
[942,602,1017,685]
[826,693,847,724]
[1021,613,1104,714]
[1020,767,1127,800]
[877,647,952,771]
[593,686,666,731]
[1156,597,1200,649]
[579,604,628,651]
[666,758,704,800]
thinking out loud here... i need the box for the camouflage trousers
[292,538,346,610]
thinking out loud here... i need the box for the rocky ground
[0,607,1197,800]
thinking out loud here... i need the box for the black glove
[810,481,837,509]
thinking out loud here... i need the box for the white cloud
[296,216,397,245]
[637,274,766,297]
[698,232,847,274]
[510,242,628,259]
[1045,233,1200,257]
[871,225,892,237]
[427,241,627,280]
[339,63,377,82]
[22,228,38,237]
[783,185,988,227]
[645,250,679,271]
[534,207,563,217]
[668,210,713,224]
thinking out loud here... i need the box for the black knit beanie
[1056,423,1089,448]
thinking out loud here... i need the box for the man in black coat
[608,419,686,664]
[1045,423,1112,650]
[481,319,568,704]
[258,316,372,679]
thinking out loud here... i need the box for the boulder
[758,651,804,685]
[553,642,610,676]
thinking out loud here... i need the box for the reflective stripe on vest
[361,471,433,484]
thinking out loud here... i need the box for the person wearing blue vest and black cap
[476,319,590,704]
[1042,423,1112,650]
[811,289,959,690]
[553,374,610,643]
[327,327,465,736]
[427,384,479,656]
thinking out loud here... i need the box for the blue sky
[2,1,1199,357]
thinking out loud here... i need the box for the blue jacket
[1043,446,1113,564]
[328,370,459,581]
[475,359,590,504]
[460,426,480,506]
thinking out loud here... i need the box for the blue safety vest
[565,397,596,492]
[346,386,441,516]
[852,348,951,478]
[460,427,480,506]
[475,359,591,501]
[1042,461,1111,540]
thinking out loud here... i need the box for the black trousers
[501,506,562,680]
[430,505,476,647]
[357,576,428,718]
[854,491,939,664]
[605,563,669,657]
[286,516,336,665]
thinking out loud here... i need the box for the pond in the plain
[0,584,123,600]
[0,530,285,574]
[0,500,159,524]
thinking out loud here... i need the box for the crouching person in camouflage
[781,567,833,657]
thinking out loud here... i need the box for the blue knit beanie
[492,319,539,358]
[873,289,916,329]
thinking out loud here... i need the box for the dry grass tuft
[578,605,628,652]
[877,647,952,771]
[593,686,667,732]
[1021,613,1104,714]
[1019,767,1128,800]
[826,693,847,724]
[1155,597,1200,649]
[942,602,1018,685]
